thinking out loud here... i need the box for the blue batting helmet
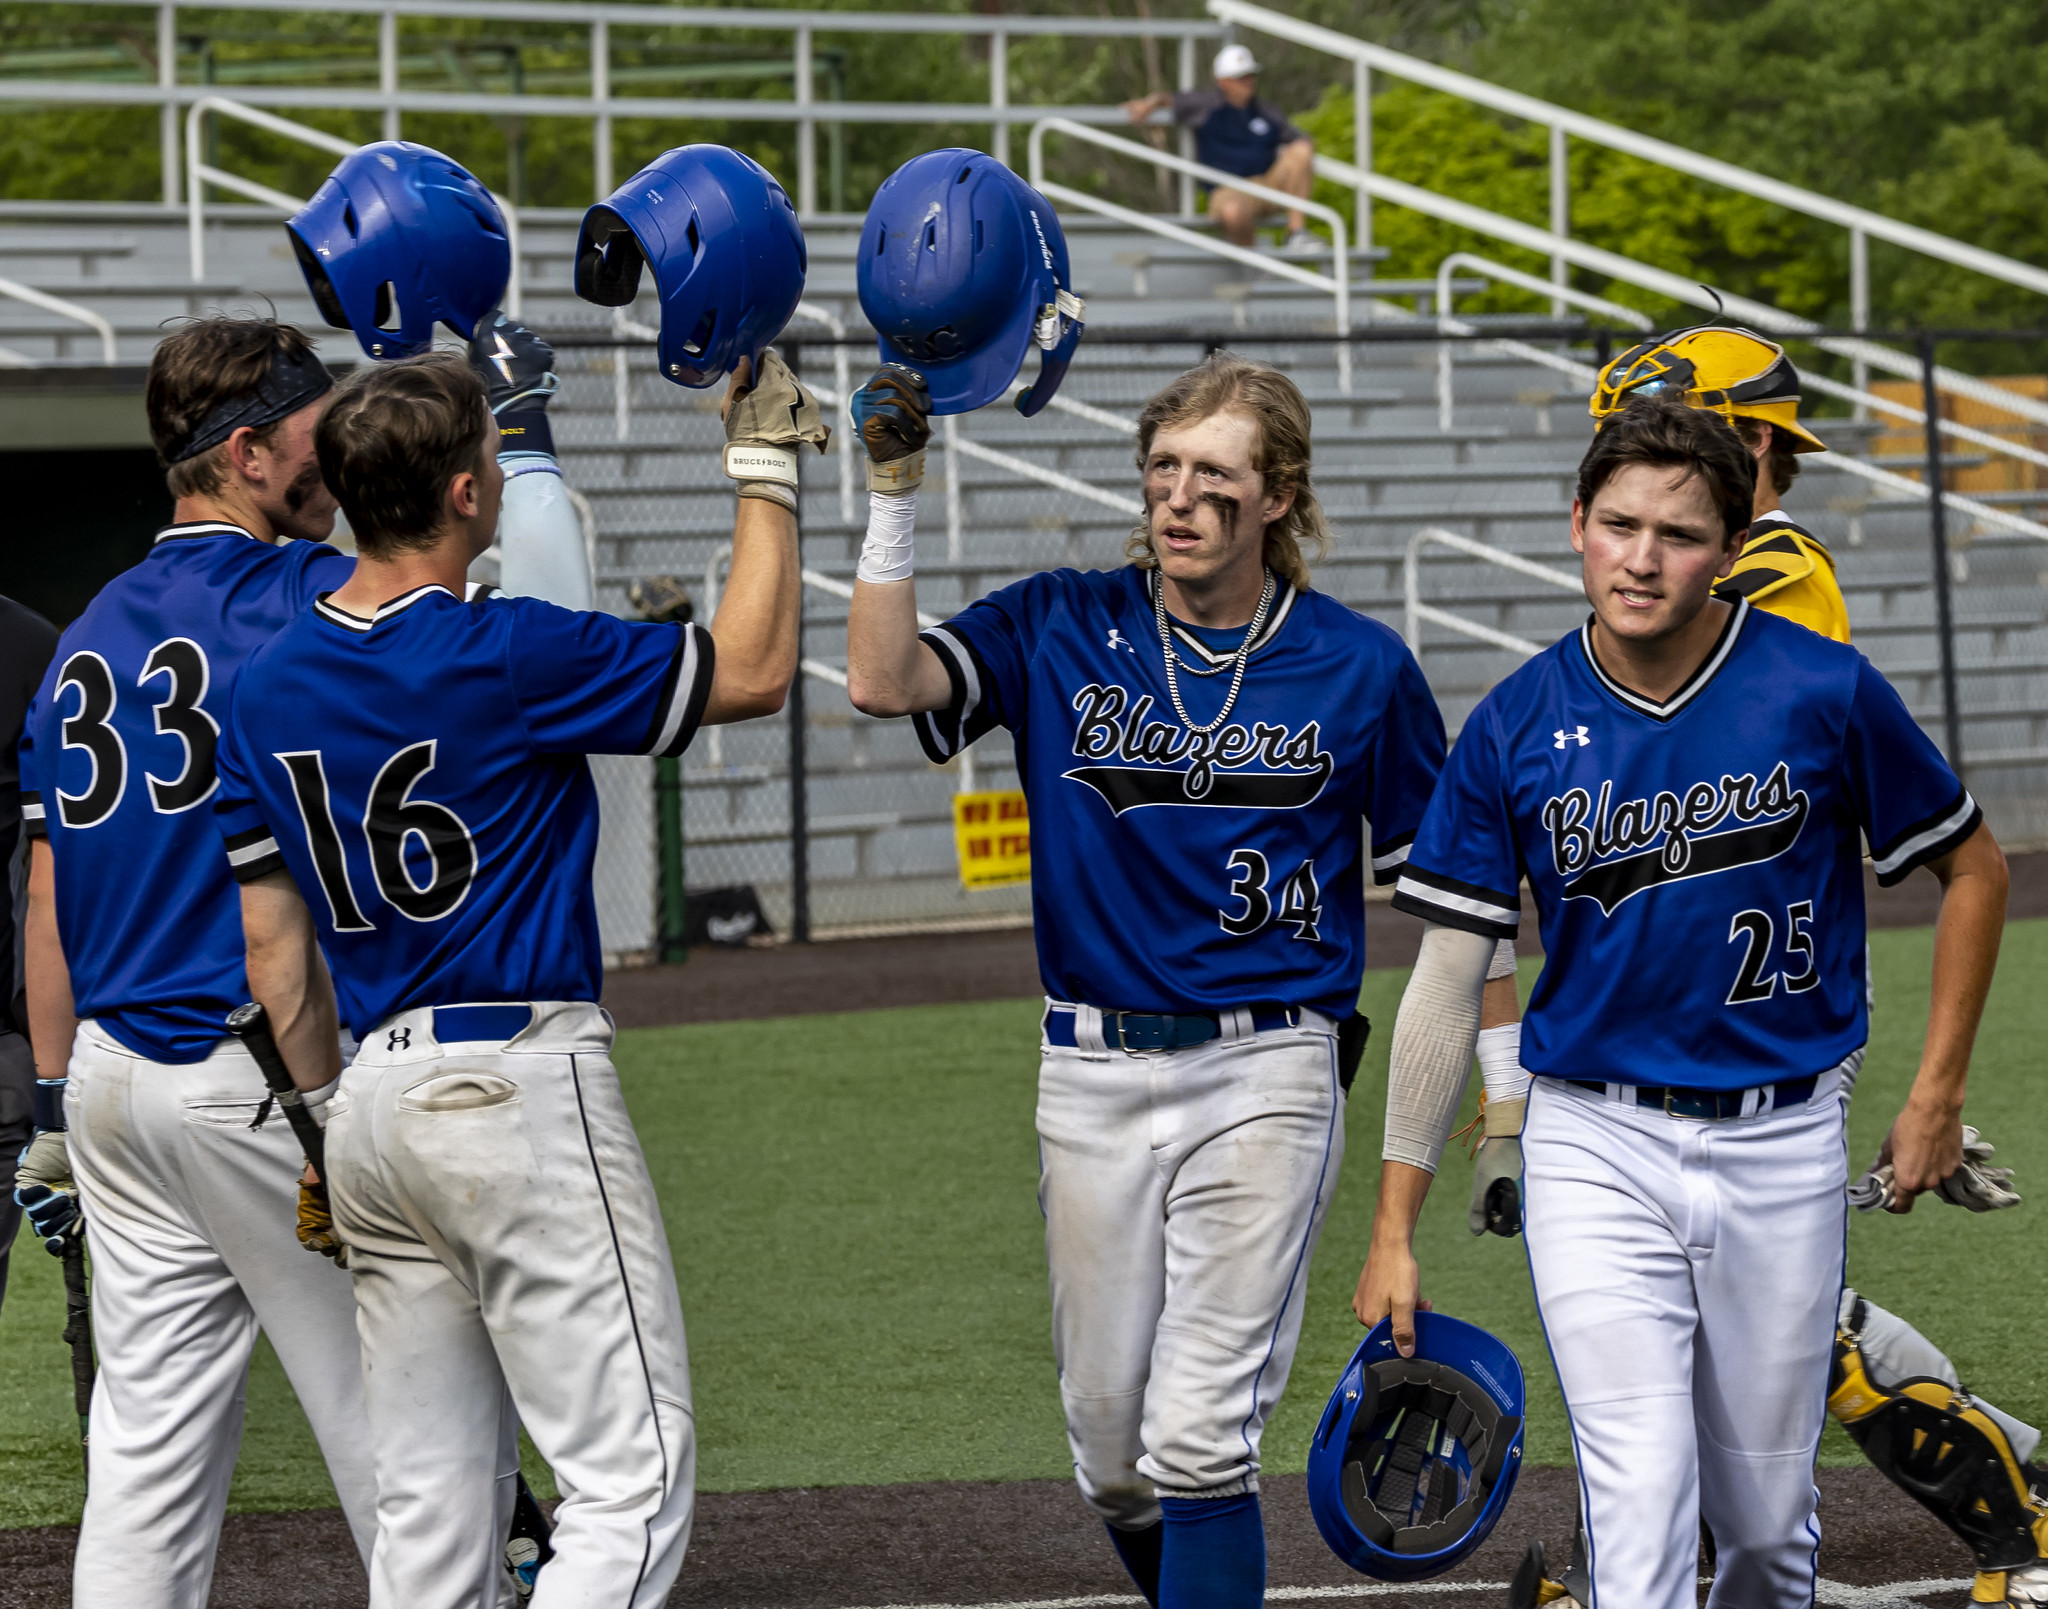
[288,141,511,360]
[575,145,806,389]
[856,149,1085,418]
[1306,1312,1526,1582]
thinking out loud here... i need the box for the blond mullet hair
[1127,352,1332,590]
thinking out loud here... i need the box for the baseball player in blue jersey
[846,352,1447,1609]
[1356,396,2009,1609]
[14,315,381,1607]
[210,347,818,1608]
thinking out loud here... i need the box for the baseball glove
[1849,1125,2020,1213]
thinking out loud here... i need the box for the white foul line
[824,1578,1977,1609]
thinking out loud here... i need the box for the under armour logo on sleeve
[387,1026,412,1051]
[1554,726,1591,749]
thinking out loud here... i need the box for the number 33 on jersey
[1393,601,1980,1089]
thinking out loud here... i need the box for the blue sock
[1158,1493,1264,1609]
[1106,1520,1164,1606]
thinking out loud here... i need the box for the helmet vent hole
[955,165,972,184]
[681,307,716,358]
[686,217,701,256]
[973,219,984,253]
[342,203,358,238]
[873,227,887,257]
[373,281,402,332]
[923,222,937,252]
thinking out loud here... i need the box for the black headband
[164,342,335,464]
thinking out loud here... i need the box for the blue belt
[432,1004,534,1044]
[1565,1073,1818,1120]
[1044,1003,1300,1054]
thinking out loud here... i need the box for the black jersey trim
[1576,597,1749,722]
[1146,567,1299,669]
[224,822,287,883]
[643,623,715,758]
[912,625,994,763]
[20,789,45,839]
[1390,884,1519,940]
[1367,828,1417,885]
[154,520,259,545]
[1870,787,1981,886]
[313,584,458,634]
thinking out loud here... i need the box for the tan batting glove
[296,1173,348,1267]
[721,349,829,511]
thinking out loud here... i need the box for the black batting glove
[468,311,561,456]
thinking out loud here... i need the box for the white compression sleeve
[496,456,593,610]
[857,488,918,585]
[1383,923,1495,1174]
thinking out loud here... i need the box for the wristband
[33,1078,66,1132]
[1482,1095,1526,1140]
[1475,1022,1530,1107]
[723,442,799,486]
[867,448,925,495]
[495,410,554,458]
[857,488,918,584]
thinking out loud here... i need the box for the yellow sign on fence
[953,790,1031,889]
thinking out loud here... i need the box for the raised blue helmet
[857,149,1085,417]
[288,141,511,360]
[1307,1312,1526,1582]
[575,145,806,389]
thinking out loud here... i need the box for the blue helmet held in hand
[1307,1311,1526,1582]
[288,141,511,360]
[856,149,1085,417]
[575,145,807,389]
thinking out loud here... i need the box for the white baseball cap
[1213,43,1260,79]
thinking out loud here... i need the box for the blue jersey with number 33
[18,523,356,1062]
[1392,600,1979,1087]
[212,585,714,1039]
[915,566,1445,1018]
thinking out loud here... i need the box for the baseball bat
[225,1001,326,1177]
[60,1232,93,1473]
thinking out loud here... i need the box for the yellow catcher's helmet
[1589,324,1827,452]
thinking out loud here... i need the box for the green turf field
[3,920,2044,1529]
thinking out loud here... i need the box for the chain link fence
[548,321,2048,959]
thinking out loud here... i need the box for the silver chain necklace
[1154,567,1276,736]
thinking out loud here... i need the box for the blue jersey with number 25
[213,585,714,1040]
[915,566,1446,1018]
[1393,600,1979,1088]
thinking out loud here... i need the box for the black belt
[1044,1003,1300,1054]
[1564,1074,1818,1120]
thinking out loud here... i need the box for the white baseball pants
[326,1001,694,1609]
[1036,1006,1345,1526]
[64,1020,379,1609]
[1523,1070,1849,1609]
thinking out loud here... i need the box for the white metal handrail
[1427,253,2048,545]
[1404,526,1579,660]
[186,95,522,316]
[0,274,118,363]
[42,0,1223,213]
[1211,0,2048,326]
[1029,117,1353,394]
[1436,251,2048,478]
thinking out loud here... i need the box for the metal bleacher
[5,0,2047,944]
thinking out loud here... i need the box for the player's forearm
[847,577,950,715]
[1913,820,2008,1113]
[240,872,343,1092]
[1382,922,1495,1172]
[23,839,78,1081]
[703,497,798,723]
[1369,1158,1436,1252]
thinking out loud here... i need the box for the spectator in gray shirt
[1123,43,1317,253]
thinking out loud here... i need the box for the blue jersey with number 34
[213,585,714,1040]
[1392,600,1979,1087]
[914,566,1446,1018]
[18,523,356,1062]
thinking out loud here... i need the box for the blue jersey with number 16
[213,585,714,1040]
[18,523,355,1062]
